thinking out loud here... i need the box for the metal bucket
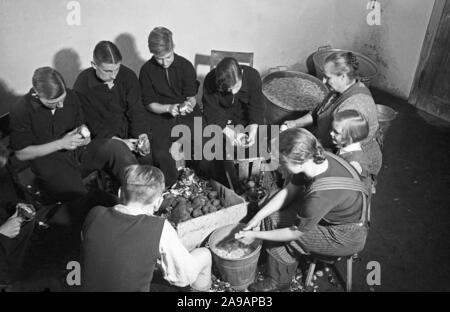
[312,46,378,86]
[262,69,328,125]
[208,223,262,290]
[376,104,398,141]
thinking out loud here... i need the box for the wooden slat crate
[176,180,247,251]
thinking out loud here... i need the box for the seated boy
[81,164,212,292]
[0,142,37,289]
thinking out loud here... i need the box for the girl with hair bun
[235,128,368,292]
[283,51,382,184]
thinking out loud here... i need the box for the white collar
[338,142,362,155]
[113,203,154,216]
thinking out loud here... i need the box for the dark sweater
[74,65,151,140]
[202,65,264,128]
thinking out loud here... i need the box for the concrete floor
[8,88,450,292]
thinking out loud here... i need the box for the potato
[207,191,218,200]
[192,195,207,207]
[160,194,176,211]
[202,205,210,214]
[192,208,203,218]
[181,214,191,222]
[168,206,186,223]
[247,180,256,189]
[212,199,221,207]
[209,206,217,213]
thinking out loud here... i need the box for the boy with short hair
[81,164,212,292]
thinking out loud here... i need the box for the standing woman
[284,52,382,178]
[139,27,199,188]
[235,128,368,292]
[202,57,265,186]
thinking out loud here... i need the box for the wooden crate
[176,180,247,251]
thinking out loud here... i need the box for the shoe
[248,277,290,292]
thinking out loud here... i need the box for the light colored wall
[0,0,333,115]
[331,0,435,99]
[0,0,435,115]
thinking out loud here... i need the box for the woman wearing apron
[235,128,368,292]
[284,51,382,180]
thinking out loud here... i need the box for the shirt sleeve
[202,73,228,129]
[73,76,116,139]
[181,60,198,98]
[9,98,33,151]
[139,63,160,106]
[295,191,335,232]
[71,90,86,127]
[247,69,264,125]
[124,70,151,139]
[158,220,202,287]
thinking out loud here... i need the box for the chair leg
[346,256,353,292]
[306,259,317,287]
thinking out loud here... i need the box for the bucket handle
[268,66,288,73]
[317,45,332,52]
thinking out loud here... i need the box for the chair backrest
[210,50,254,69]
[234,157,265,181]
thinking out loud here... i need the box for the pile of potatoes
[160,190,225,224]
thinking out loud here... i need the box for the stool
[305,253,359,292]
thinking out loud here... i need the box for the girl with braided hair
[236,128,368,292]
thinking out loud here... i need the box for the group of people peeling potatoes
[0,26,383,292]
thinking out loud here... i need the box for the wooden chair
[210,50,254,69]
[305,200,371,292]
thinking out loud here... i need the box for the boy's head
[331,109,369,147]
[31,67,67,110]
[215,57,243,94]
[120,165,165,209]
[148,27,175,68]
[92,41,122,83]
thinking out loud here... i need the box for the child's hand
[235,230,256,245]
[0,211,23,238]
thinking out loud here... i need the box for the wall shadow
[0,79,22,116]
[114,33,146,76]
[53,48,82,89]
[194,53,211,110]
